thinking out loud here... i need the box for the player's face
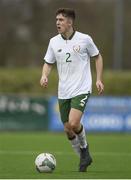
[56,14,72,34]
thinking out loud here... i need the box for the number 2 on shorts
[80,95,88,105]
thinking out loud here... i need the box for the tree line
[0,0,130,69]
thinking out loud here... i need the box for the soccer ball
[35,153,56,173]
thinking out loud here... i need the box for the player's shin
[75,124,93,172]
[75,124,88,149]
[68,135,80,156]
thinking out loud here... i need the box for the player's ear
[68,18,73,26]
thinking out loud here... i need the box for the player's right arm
[40,62,53,88]
[40,38,55,88]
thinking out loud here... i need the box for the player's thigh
[58,98,71,124]
[69,94,90,125]
[71,94,90,112]
[69,108,83,127]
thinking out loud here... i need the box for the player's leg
[64,122,80,155]
[69,94,92,172]
[69,108,87,149]
[58,99,80,156]
[70,94,90,148]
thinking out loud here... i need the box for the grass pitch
[0,132,131,179]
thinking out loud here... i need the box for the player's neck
[62,27,75,40]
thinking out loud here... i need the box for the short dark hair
[56,8,75,21]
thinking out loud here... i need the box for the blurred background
[0,0,131,132]
[0,0,131,179]
[0,0,131,69]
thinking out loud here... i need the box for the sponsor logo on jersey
[57,49,62,52]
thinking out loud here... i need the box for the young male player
[40,8,104,172]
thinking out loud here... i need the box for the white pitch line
[0,150,131,156]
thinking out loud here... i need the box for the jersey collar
[61,31,76,40]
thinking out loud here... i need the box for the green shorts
[58,93,90,124]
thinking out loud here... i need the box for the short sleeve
[87,36,99,57]
[44,40,56,64]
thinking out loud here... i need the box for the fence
[0,95,48,130]
[0,95,131,132]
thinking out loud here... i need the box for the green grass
[0,132,131,179]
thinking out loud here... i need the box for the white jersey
[44,31,99,99]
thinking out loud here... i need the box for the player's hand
[40,75,48,88]
[96,80,104,95]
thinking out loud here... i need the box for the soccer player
[40,8,104,172]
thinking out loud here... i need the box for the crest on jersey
[73,45,80,53]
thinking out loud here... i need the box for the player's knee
[64,122,72,134]
[69,121,79,132]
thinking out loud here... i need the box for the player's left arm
[94,53,104,95]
